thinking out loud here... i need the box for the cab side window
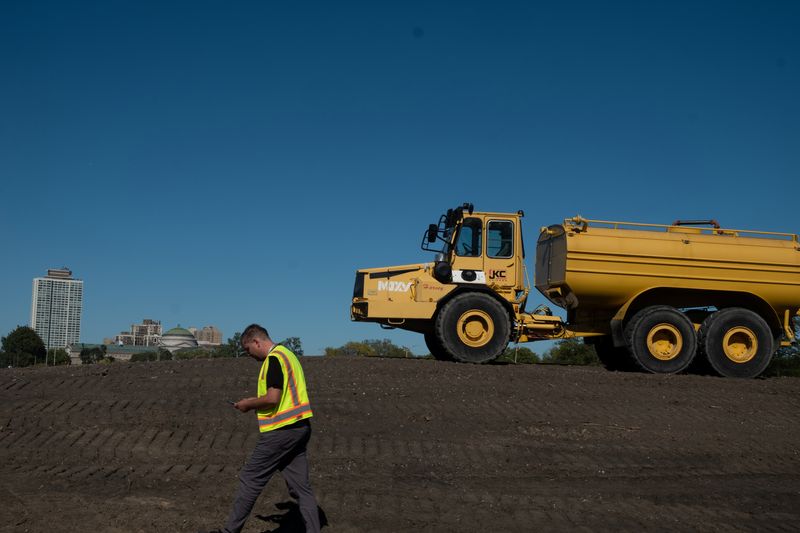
[455,218,482,257]
[487,220,513,258]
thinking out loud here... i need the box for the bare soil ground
[1,357,800,532]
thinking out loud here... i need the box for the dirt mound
[2,357,800,532]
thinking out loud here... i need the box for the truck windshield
[455,218,482,257]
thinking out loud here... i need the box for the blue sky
[1,1,798,355]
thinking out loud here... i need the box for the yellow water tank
[535,217,800,326]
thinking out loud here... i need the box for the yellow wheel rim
[722,327,758,363]
[456,310,495,348]
[646,323,683,361]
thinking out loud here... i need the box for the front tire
[436,293,510,363]
[624,306,697,374]
[424,331,453,361]
[698,308,774,378]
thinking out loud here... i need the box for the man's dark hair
[241,324,270,345]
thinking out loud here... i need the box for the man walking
[204,323,320,533]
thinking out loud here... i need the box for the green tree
[365,339,409,358]
[4,352,35,367]
[212,332,242,358]
[229,332,242,354]
[175,348,212,360]
[211,345,235,358]
[1,326,46,367]
[47,348,71,366]
[79,345,107,365]
[130,348,173,362]
[280,337,303,356]
[764,317,800,377]
[540,338,600,366]
[497,345,539,364]
[324,341,370,357]
[130,351,157,362]
[324,339,411,358]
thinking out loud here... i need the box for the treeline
[324,339,413,358]
[768,344,800,377]
[324,337,800,376]
[496,339,800,375]
[128,332,247,363]
[323,338,602,365]
[127,336,303,363]
[3,324,799,376]
[0,326,71,367]
[0,326,302,367]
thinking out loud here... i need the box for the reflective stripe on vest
[257,402,312,430]
[256,344,313,432]
[273,347,300,407]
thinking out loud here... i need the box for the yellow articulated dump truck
[351,203,800,378]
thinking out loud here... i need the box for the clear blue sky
[1,1,798,355]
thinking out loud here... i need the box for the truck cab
[351,203,542,362]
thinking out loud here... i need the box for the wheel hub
[722,327,758,363]
[456,310,495,348]
[646,323,683,361]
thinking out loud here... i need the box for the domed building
[160,326,198,353]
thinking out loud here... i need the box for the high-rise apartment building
[31,268,83,350]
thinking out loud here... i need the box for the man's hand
[234,398,255,412]
[233,391,280,413]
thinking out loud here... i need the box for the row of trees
[324,339,412,358]
[126,335,304,363]
[0,326,306,368]
[495,339,601,365]
[323,336,800,376]
[3,324,798,376]
[322,337,600,365]
[0,326,72,367]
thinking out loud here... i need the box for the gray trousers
[224,422,320,533]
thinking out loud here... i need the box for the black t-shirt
[266,355,284,390]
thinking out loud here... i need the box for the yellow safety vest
[256,344,313,432]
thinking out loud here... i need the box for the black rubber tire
[587,336,635,372]
[624,306,697,374]
[683,309,716,374]
[424,331,453,361]
[697,308,774,378]
[435,293,510,363]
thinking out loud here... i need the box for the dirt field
[1,357,799,532]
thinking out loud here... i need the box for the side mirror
[427,224,438,243]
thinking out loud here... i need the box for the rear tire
[698,308,774,378]
[436,293,510,363]
[624,306,697,374]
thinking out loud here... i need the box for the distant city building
[115,318,162,346]
[31,268,83,350]
[194,325,223,345]
[160,326,198,353]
